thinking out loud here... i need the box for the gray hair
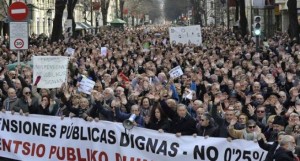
[280,135,294,146]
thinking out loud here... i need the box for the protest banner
[78,76,96,95]
[169,25,202,46]
[169,66,184,79]
[33,56,69,89]
[0,112,267,161]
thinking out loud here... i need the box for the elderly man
[1,88,18,112]
[161,99,197,136]
[273,135,297,161]
[187,100,203,119]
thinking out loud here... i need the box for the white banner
[33,56,69,89]
[169,25,202,46]
[0,112,267,161]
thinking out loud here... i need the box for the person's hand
[158,129,164,133]
[94,117,99,122]
[1,108,5,113]
[227,137,232,142]
[25,112,29,116]
[193,133,197,138]
[19,109,23,115]
[247,104,255,116]
[86,116,93,122]
[69,112,76,118]
[296,106,300,114]
[287,72,294,82]
[61,115,65,120]
[229,117,237,126]
[11,110,15,115]
[204,135,209,139]
[27,97,32,106]
[287,106,295,116]
[176,132,182,137]
[245,95,251,105]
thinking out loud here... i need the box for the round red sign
[8,2,29,21]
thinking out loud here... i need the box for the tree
[120,0,125,19]
[239,0,248,37]
[101,0,110,26]
[51,0,67,43]
[190,0,202,26]
[67,0,78,36]
[287,0,299,43]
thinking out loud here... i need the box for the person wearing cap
[268,115,286,142]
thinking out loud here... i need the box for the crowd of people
[1,25,300,160]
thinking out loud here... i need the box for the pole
[227,0,230,29]
[90,0,93,26]
[256,35,259,52]
[17,51,20,65]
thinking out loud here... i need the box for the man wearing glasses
[273,135,297,161]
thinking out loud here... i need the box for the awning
[75,22,84,30]
[81,22,93,29]
[75,22,94,30]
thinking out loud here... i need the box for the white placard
[78,76,95,95]
[33,56,69,88]
[169,25,202,46]
[66,47,75,56]
[9,22,28,50]
[169,66,184,79]
[101,47,108,57]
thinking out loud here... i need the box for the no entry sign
[9,22,28,50]
[8,2,29,21]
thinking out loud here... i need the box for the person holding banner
[160,99,196,136]
[1,88,18,112]
[273,135,298,161]
[144,102,170,133]
[12,87,39,115]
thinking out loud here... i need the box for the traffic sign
[8,2,29,21]
[9,22,28,50]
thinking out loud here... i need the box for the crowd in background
[1,25,300,160]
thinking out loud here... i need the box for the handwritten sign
[78,77,95,95]
[169,66,184,79]
[33,56,69,88]
[169,25,202,46]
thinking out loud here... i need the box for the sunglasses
[256,110,265,113]
[200,119,205,121]
[25,92,31,95]
[248,126,256,129]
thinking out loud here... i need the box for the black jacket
[145,118,170,132]
[258,139,279,161]
[197,123,219,137]
[273,147,296,161]
[160,100,196,135]
[211,103,230,138]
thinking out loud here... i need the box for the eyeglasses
[256,110,265,113]
[25,92,31,95]
[200,119,205,122]
[248,126,256,129]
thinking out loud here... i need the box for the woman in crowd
[145,103,170,132]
